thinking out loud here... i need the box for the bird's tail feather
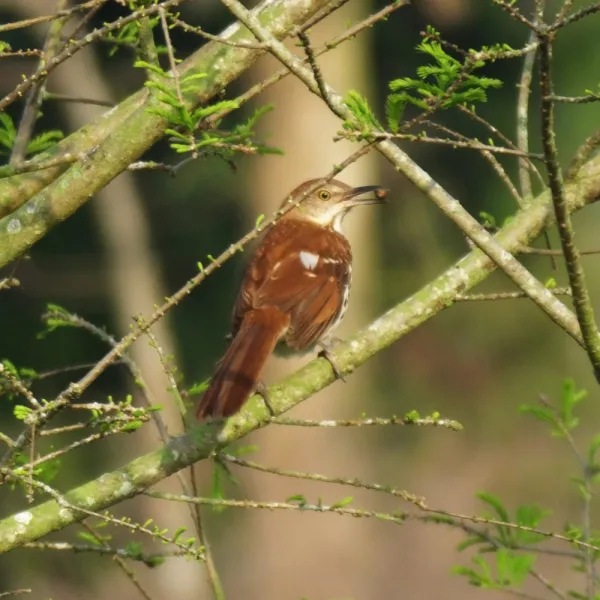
[195,307,288,420]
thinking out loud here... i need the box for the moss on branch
[0,0,331,266]
[1,153,599,552]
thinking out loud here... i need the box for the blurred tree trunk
[1,1,203,598]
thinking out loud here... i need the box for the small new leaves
[286,494,308,508]
[453,550,535,590]
[106,16,160,56]
[459,492,549,550]
[0,113,63,157]
[136,57,278,161]
[479,211,497,231]
[13,404,32,422]
[520,378,587,438]
[330,496,353,509]
[39,303,77,337]
[343,90,383,135]
[385,39,502,132]
[187,379,209,396]
[0,113,16,155]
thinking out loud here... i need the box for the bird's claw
[317,340,347,382]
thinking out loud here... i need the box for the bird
[195,178,389,420]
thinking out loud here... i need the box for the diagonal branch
[0,0,332,262]
[219,0,584,345]
[1,153,600,552]
[538,33,600,378]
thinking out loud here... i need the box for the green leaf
[588,434,600,465]
[77,532,104,546]
[496,549,534,586]
[403,409,420,422]
[385,94,406,132]
[330,496,353,509]
[36,457,61,484]
[26,130,63,156]
[560,378,586,431]
[120,420,144,432]
[13,405,32,421]
[133,60,167,76]
[192,100,239,123]
[479,211,497,230]
[343,90,382,130]
[286,494,307,507]
[210,457,238,511]
[477,492,510,522]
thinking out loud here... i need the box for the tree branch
[1,153,599,552]
[218,0,585,345]
[539,34,600,378]
[0,0,332,264]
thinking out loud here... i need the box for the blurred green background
[1,1,600,598]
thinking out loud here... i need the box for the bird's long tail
[195,307,289,420]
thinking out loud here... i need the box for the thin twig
[0,153,80,179]
[539,34,600,378]
[491,0,537,28]
[454,288,571,302]
[145,490,600,553]
[10,0,70,165]
[549,93,600,104]
[418,120,524,205]
[23,540,185,562]
[457,105,546,187]
[567,129,600,179]
[221,454,425,505]
[555,0,575,22]
[520,246,600,257]
[143,323,226,600]
[170,16,266,49]
[270,415,462,429]
[538,395,596,599]
[297,31,338,114]
[0,0,106,33]
[344,130,543,159]
[299,0,352,32]
[79,522,155,600]
[516,28,538,200]
[142,326,225,600]
[0,49,43,58]
[198,0,409,132]
[550,2,600,31]
[158,7,196,156]
[0,0,188,113]
[42,92,114,107]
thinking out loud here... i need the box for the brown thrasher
[195,178,388,420]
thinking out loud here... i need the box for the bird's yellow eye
[318,189,331,201]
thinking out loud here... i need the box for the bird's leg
[317,337,346,383]
[255,381,276,417]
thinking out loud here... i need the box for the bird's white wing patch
[299,251,319,270]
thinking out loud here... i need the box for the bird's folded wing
[253,250,348,349]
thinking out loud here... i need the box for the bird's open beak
[343,185,389,206]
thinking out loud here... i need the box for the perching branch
[1,151,599,552]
